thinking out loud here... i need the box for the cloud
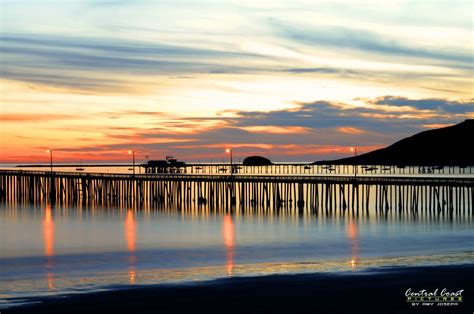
[372,96,474,114]
[0,113,78,122]
[283,67,341,74]
[5,95,470,162]
[337,127,365,135]
[271,20,473,67]
[237,126,311,134]
[0,33,266,91]
[120,96,468,147]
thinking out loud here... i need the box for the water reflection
[347,220,360,269]
[223,215,235,276]
[42,204,55,289]
[1,200,473,302]
[125,210,137,284]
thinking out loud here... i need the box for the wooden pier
[17,163,474,176]
[1,170,473,217]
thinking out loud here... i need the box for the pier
[16,163,474,175]
[1,170,473,217]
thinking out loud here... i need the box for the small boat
[218,167,228,172]
[195,166,203,170]
[304,165,311,170]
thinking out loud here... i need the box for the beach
[4,264,473,314]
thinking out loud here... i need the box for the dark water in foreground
[1,201,473,308]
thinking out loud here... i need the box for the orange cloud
[238,126,311,134]
[336,127,365,135]
[421,123,453,129]
[358,112,438,119]
[0,113,77,122]
[175,143,276,150]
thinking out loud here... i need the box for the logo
[405,288,464,307]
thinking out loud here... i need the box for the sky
[0,0,473,163]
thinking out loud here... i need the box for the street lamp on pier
[128,150,135,176]
[225,148,233,175]
[350,147,357,178]
[46,149,53,173]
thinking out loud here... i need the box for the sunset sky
[1,0,473,163]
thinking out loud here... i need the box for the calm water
[1,200,473,308]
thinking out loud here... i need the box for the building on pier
[143,156,187,174]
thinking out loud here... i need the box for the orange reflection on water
[223,215,235,276]
[43,204,55,289]
[125,210,137,284]
[347,220,360,269]
[125,210,136,252]
[43,205,54,257]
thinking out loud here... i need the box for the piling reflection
[1,198,472,301]
[223,215,235,276]
[125,209,137,284]
[347,220,360,269]
[42,204,55,289]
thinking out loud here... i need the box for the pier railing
[1,169,473,185]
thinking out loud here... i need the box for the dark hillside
[314,120,474,165]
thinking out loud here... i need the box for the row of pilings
[0,171,473,218]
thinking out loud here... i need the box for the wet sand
[4,264,473,314]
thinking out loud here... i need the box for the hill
[314,119,474,166]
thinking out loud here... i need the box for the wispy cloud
[0,33,269,90]
[1,1,472,162]
[0,113,79,122]
[271,20,472,66]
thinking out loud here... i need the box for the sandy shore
[4,264,473,314]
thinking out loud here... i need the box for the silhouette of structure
[143,156,186,174]
[1,170,472,218]
[242,156,272,166]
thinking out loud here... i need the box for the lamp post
[350,147,357,178]
[225,148,233,174]
[46,149,53,173]
[128,150,135,176]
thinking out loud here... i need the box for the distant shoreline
[4,263,474,314]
